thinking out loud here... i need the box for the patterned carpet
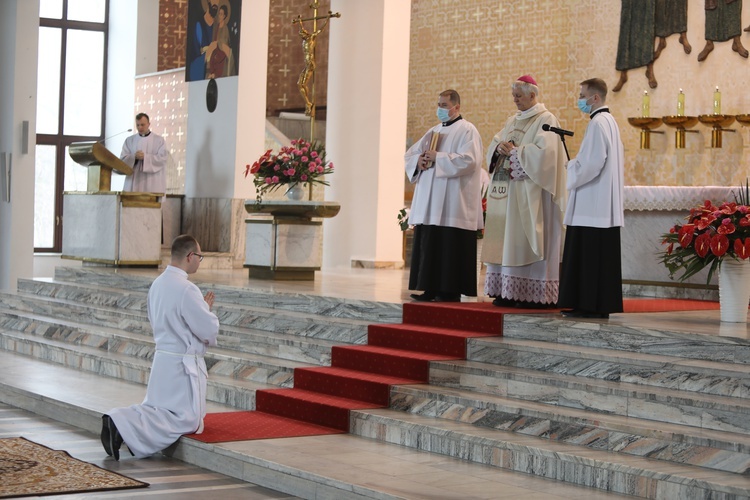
[0,437,148,498]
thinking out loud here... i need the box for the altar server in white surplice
[559,78,625,320]
[406,89,484,303]
[101,235,219,460]
[120,112,169,193]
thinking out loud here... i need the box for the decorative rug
[0,437,148,498]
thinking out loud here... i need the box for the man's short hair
[581,78,608,102]
[171,234,198,259]
[135,112,150,122]
[440,89,460,105]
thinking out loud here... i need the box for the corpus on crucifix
[293,3,340,122]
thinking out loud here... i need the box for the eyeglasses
[190,252,204,262]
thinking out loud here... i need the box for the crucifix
[293,2,340,143]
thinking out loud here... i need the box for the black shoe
[410,292,435,302]
[491,296,516,307]
[561,309,609,319]
[434,294,461,302]
[102,414,124,461]
[100,415,112,457]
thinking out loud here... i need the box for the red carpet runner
[187,301,507,442]
[188,298,723,442]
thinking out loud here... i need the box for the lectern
[62,142,162,266]
[69,141,133,192]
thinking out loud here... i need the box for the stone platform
[0,267,748,499]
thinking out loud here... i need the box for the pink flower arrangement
[244,138,333,202]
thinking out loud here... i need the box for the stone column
[323,0,411,269]
[0,1,38,291]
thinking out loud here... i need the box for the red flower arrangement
[244,138,333,203]
[660,185,750,283]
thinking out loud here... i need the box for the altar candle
[677,89,685,116]
[642,90,650,117]
[713,86,721,115]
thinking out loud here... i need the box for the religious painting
[185,0,242,82]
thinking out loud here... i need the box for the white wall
[324,0,410,268]
[106,0,159,190]
[135,0,159,76]
[0,0,39,291]
[185,77,240,198]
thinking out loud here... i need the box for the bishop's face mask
[436,106,451,122]
[577,96,594,114]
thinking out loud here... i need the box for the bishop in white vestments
[482,76,567,308]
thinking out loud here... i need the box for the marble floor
[115,265,749,340]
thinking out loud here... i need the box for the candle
[713,86,721,115]
[677,89,685,116]
[642,90,650,117]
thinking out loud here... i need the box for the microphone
[542,123,574,137]
[99,129,133,144]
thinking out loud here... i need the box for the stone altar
[622,186,736,287]
[244,200,340,280]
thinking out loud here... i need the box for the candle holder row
[627,114,750,149]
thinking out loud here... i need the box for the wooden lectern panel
[69,141,133,192]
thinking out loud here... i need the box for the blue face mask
[436,106,451,122]
[577,96,593,114]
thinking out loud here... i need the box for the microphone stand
[558,133,570,161]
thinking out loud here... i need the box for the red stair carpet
[187,298,725,443]
[187,301,510,443]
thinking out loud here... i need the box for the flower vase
[718,258,750,323]
[285,184,305,201]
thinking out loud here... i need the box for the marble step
[2,351,622,500]
[12,280,373,344]
[350,407,750,499]
[388,382,750,475]
[428,357,750,434]
[0,328,282,411]
[501,314,750,365]
[467,336,750,399]
[50,268,404,323]
[0,319,310,397]
[0,290,356,367]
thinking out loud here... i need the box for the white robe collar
[516,103,547,120]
